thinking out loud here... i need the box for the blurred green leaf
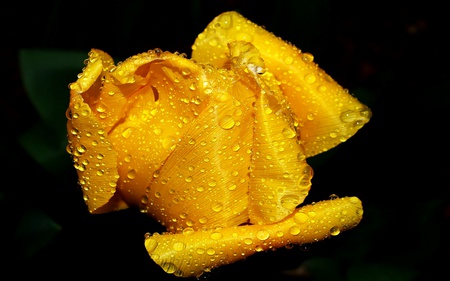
[18,49,88,174]
[19,121,72,173]
[15,207,61,260]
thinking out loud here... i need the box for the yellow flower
[66,11,371,278]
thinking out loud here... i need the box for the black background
[2,0,449,280]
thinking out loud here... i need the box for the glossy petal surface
[66,11,371,279]
[145,196,363,277]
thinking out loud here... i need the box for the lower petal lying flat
[145,196,363,277]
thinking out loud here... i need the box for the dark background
[1,0,449,280]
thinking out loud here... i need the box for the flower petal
[144,66,257,232]
[98,50,211,207]
[224,41,312,225]
[66,90,121,213]
[249,90,312,224]
[192,11,371,157]
[145,196,363,277]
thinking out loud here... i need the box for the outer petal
[67,49,120,213]
[90,50,212,209]
[145,196,363,277]
[192,11,371,157]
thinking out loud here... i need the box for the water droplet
[256,230,269,241]
[329,194,339,200]
[153,128,163,135]
[282,127,296,139]
[294,212,308,224]
[301,53,314,63]
[162,136,177,149]
[340,110,357,123]
[232,143,241,152]
[141,195,149,204]
[212,202,223,212]
[217,12,232,29]
[76,145,86,154]
[209,38,219,46]
[318,85,327,92]
[289,226,301,235]
[122,127,134,138]
[173,242,186,251]
[127,169,137,179]
[280,194,300,209]
[297,153,306,161]
[284,56,294,65]
[145,237,158,252]
[264,107,273,115]
[185,176,193,182]
[307,211,316,218]
[244,238,253,245]
[211,232,223,240]
[236,32,253,42]
[161,262,177,274]
[330,226,340,236]
[219,115,235,130]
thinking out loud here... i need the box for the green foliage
[18,49,87,174]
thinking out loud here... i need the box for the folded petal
[224,41,313,225]
[145,196,363,277]
[192,11,371,157]
[66,89,121,213]
[93,50,212,208]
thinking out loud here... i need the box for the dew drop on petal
[340,110,357,123]
[145,238,158,252]
[294,212,308,224]
[330,226,341,236]
[127,169,137,179]
[211,232,223,240]
[256,230,270,241]
[121,127,134,138]
[219,115,235,130]
[162,262,177,274]
[244,238,253,245]
[141,194,148,204]
[280,194,300,210]
[173,242,186,251]
[301,53,314,63]
[282,127,296,139]
[212,202,223,212]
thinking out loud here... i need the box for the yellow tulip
[66,11,370,278]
